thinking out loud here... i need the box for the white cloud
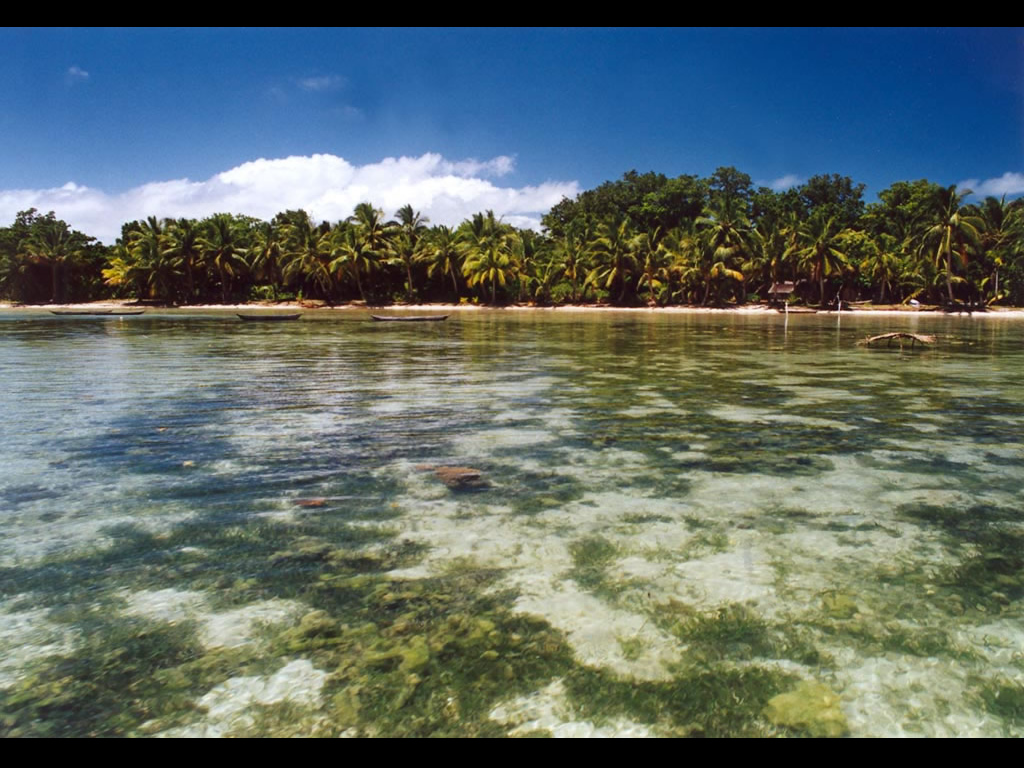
[444,156,516,178]
[767,174,802,192]
[0,153,580,244]
[66,65,89,83]
[958,172,1024,199]
[297,75,345,92]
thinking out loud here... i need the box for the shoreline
[4,299,1024,318]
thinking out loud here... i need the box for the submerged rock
[432,466,489,490]
[765,680,849,737]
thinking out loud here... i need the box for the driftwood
[860,332,936,349]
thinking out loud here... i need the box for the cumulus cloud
[957,172,1024,199]
[297,74,345,92]
[66,65,89,84]
[766,174,802,191]
[0,153,580,244]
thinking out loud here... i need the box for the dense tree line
[2,168,1022,307]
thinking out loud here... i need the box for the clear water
[1,309,1022,737]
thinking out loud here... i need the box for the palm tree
[511,228,542,303]
[128,216,181,303]
[18,217,86,304]
[392,204,428,301]
[418,225,462,301]
[632,228,670,306]
[973,195,1021,303]
[348,203,392,299]
[248,220,286,301]
[859,235,903,304]
[199,214,249,304]
[922,185,983,303]
[793,213,849,306]
[693,193,758,304]
[460,211,516,305]
[282,215,333,300]
[328,222,378,304]
[164,218,202,303]
[553,221,593,304]
[750,211,799,295]
[586,216,636,304]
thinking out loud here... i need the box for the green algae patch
[568,535,620,592]
[565,664,797,737]
[821,591,859,620]
[622,512,674,525]
[0,616,211,737]
[262,562,580,737]
[502,469,585,516]
[764,680,849,738]
[664,602,822,666]
[980,678,1024,727]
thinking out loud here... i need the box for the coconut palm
[282,215,334,300]
[973,195,1022,302]
[858,235,903,304]
[19,217,87,303]
[248,220,286,301]
[392,204,428,301]
[126,216,182,303]
[328,222,378,304]
[418,225,462,301]
[460,211,517,305]
[922,185,983,303]
[553,221,593,304]
[511,228,543,303]
[164,218,203,303]
[792,213,849,306]
[586,216,636,304]
[199,214,250,304]
[632,228,670,306]
[347,203,392,298]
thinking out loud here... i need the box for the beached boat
[370,314,449,322]
[237,313,302,322]
[50,309,146,316]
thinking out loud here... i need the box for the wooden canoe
[237,313,302,322]
[370,314,449,322]
[50,309,145,316]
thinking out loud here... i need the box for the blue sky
[1,28,1021,242]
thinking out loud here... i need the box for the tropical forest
[3,167,1023,309]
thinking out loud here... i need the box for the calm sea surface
[1,309,1022,736]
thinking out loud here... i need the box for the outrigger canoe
[370,314,449,322]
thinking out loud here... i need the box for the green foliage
[1,165,1021,307]
[798,173,866,229]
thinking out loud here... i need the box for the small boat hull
[50,309,145,316]
[237,313,302,322]
[370,314,449,322]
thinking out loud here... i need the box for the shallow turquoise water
[1,310,1022,736]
